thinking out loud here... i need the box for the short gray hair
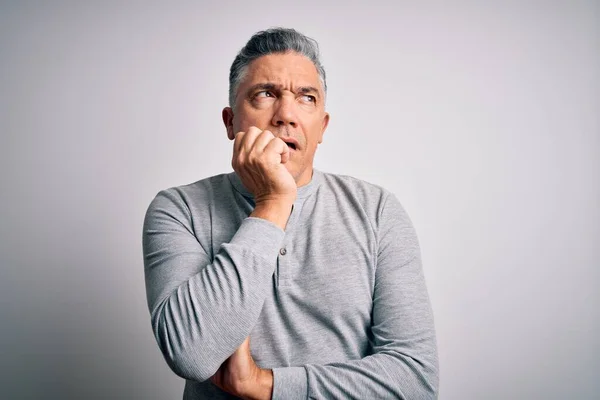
[228,27,327,108]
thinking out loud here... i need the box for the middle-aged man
[143,27,439,399]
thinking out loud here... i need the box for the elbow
[151,303,219,382]
[398,354,439,400]
[382,347,438,399]
[160,344,216,382]
[411,373,439,400]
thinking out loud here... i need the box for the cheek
[236,109,273,131]
[304,122,324,145]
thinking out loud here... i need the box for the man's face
[222,51,330,187]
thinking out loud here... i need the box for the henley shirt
[142,169,439,399]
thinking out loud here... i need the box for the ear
[222,107,235,140]
[318,112,330,144]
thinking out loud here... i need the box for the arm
[270,193,439,399]
[142,190,287,382]
[143,126,296,383]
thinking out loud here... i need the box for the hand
[210,337,273,400]
[232,126,297,205]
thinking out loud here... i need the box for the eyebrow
[297,86,320,96]
[247,83,277,93]
[247,83,321,98]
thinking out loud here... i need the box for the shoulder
[153,173,231,203]
[320,171,390,197]
[319,170,395,212]
[144,173,232,221]
[318,170,414,233]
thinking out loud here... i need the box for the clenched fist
[232,126,297,229]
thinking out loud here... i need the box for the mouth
[281,138,299,151]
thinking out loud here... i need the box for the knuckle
[270,137,284,148]
[234,154,244,166]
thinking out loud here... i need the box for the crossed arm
[142,188,438,399]
[144,126,437,399]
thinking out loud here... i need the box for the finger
[232,336,250,353]
[242,336,250,348]
[240,126,262,154]
[233,131,245,155]
[246,126,262,135]
[251,130,275,154]
[263,137,289,163]
[280,145,290,163]
[234,337,252,364]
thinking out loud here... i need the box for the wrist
[251,199,294,230]
[257,368,274,400]
[241,368,273,400]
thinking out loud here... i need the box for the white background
[1,1,598,398]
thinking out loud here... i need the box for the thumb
[239,336,251,352]
[231,336,251,357]
[280,145,290,164]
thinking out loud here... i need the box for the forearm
[146,215,285,382]
[272,346,438,400]
[272,242,438,399]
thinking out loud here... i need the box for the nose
[271,95,297,128]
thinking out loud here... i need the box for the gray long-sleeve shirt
[142,169,438,399]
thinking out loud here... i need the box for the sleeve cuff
[272,366,308,400]
[228,217,285,256]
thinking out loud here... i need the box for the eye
[255,91,274,98]
[301,94,316,103]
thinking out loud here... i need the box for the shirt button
[279,248,287,256]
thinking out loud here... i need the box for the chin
[284,164,299,180]
[289,165,313,187]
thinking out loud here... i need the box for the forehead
[241,52,322,89]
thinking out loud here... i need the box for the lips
[281,137,299,151]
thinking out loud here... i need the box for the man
[143,28,438,399]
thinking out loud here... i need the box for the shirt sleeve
[271,192,439,399]
[142,188,285,382]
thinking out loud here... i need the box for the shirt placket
[277,201,304,288]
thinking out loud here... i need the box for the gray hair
[228,27,327,108]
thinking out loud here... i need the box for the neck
[295,167,314,187]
